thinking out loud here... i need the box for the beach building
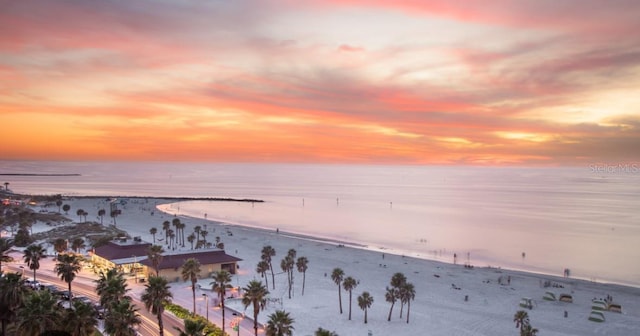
[139,249,242,282]
[90,237,242,282]
[90,237,150,277]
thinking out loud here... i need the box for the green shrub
[164,303,228,336]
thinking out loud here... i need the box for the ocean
[2,161,639,287]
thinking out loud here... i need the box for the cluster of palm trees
[514,310,539,336]
[96,268,142,335]
[152,219,222,251]
[75,208,89,222]
[385,272,416,323]
[256,245,309,299]
[331,267,374,324]
[0,248,91,335]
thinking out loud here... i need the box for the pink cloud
[338,44,365,52]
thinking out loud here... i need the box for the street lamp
[202,293,209,321]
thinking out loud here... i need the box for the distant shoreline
[17,193,265,203]
[0,173,81,176]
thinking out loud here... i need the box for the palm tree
[357,291,374,324]
[147,244,165,276]
[194,225,202,244]
[65,299,99,336]
[280,256,294,299]
[265,310,295,336]
[142,275,173,336]
[174,318,206,336]
[71,237,86,253]
[110,208,121,227]
[15,290,62,334]
[187,233,196,250]
[386,272,406,321]
[331,267,345,314]
[23,243,46,282]
[0,238,14,271]
[176,221,186,247]
[256,260,270,289]
[62,204,70,214]
[514,310,530,333]
[201,230,208,246]
[162,220,171,243]
[342,276,357,320]
[54,253,82,300]
[150,227,158,244]
[261,245,276,289]
[95,268,129,313]
[181,258,201,315]
[242,280,269,336]
[76,208,85,221]
[56,199,63,213]
[399,282,416,323]
[53,237,67,255]
[0,272,28,335]
[98,209,106,224]
[385,286,397,321]
[168,229,175,250]
[296,256,308,296]
[211,270,232,335]
[315,328,338,336]
[104,299,141,336]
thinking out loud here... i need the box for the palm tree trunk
[68,282,72,299]
[264,272,269,290]
[302,271,306,295]
[387,302,395,321]
[364,308,368,324]
[33,268,37,282]
[399,302,404,318]
[158,312,164,336]
[348,291,352,320]
[221,296,226,336]
[253,302,259,336]
[270,264,275,289]
[406,300,411,323]
[192,285,196,315]
[338,286,343,314]
[287,270,292,299]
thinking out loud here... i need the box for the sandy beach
[23,197,640,335]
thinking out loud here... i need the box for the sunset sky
[1,0,639,165]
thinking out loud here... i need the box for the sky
[1,0,639,165]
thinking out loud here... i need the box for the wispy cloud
[1,0,639,164]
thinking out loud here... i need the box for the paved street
[4,252,262,336]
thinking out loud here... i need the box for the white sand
[25,197,640,335]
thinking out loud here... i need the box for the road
[4,255,261,336]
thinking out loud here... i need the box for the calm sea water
[2,161,639,287]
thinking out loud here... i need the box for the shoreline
[9,192,640,290]
[8,194,640,335]
[156,199,640,292]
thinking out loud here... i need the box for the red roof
[93,241,152,260]
[139,250,242,270]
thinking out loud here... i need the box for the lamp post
[202,293,209,321]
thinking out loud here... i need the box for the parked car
[23,278,41,289]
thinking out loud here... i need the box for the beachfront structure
[90,237,151,278]
[139,249,242,282]
[90,237,242,282]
